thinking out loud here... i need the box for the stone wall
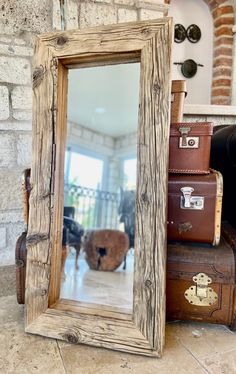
[0,0,167,267]
[0,0,53,266]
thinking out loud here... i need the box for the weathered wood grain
[49,61,68,306]
[25,37,55,326]
[134,22,173,352]
[26,308,157,357]
[26,18,173,357]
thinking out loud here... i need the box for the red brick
[216,0,230,6]
[215,26,233,37]
[212,88,230,96]
[214,36,233,47]
[212,78,231,87]
[211,97,230,105]
[212,6,234,19]
[214,17,234,28]
[213,57,232,67]
[213,67,232,77]
[214,47,233,57]
[208,0,218,11]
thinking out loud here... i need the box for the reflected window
[123,158,137,190]
[67,151,103,189]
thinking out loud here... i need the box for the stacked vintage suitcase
[166,81,236,329]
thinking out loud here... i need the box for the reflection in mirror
[60,63,140,311]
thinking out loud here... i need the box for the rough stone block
[0,171,24,210]
[0,227,7,249]
[64,0,79,30]
[0,44,33,57]
[118,8,137,22]
[52,0,62,30]
[0,120,32,131]
[0,86,9,120]
[115,0,135,5]
[139,8,163,20]
[0,134,15,167]
[0,57,30,85]
[79,3,117,29]
[0,211,23,224]
[136,0,167,10]
[13,38,26,46]
[94,0,113,3]
[11,86,32,110]
[13,111,32,121]
[16,133,32,167]
[0,0,53,34]
[6,222,25,248]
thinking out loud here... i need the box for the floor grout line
[175,337,211,374]
[223,325,236,336]
[200,346,236,361]
[56,340,67,374]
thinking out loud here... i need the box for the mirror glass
[60,63,140,312]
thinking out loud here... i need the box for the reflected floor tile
[60,252,134,309]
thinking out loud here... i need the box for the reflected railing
[64,183,120,230]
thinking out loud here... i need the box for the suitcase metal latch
[178,126,199,148]
[180,187,204,210]
[184,273,218,307]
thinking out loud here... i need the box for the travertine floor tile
[0,295,24,325]
[167,321,236,360]
[3,295,236,374]
[58,328,207,374]
[0,322,65,374]
[201,349,236,373]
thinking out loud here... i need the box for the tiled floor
[1,294,236,373]
[60,252,134,310]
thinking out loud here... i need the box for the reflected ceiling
[68,63,140,137]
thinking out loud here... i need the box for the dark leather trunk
[166,222,236,328]
[167,170,223,245]
[211,125,236,228]
[15,232,27,304]
[171,80,187,123]
[169,122,213,174]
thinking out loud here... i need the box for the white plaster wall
[169,0,213,105]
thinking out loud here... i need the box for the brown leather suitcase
[15,232,27,304]
[171,80,187,123]
[169,122,213,174]
[15,169,30,304]
[167,169,223,245]
[166,221,236,329]
[22,168,31,226]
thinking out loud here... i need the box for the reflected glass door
[60,63,140,312]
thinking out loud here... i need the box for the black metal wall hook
[174,24,186,43]
[174,59,204,78]
[175,24,202,44]
[187,24,201,43]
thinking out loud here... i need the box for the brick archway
[165,0,235,105]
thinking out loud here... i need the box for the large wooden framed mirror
[25,18,173,357]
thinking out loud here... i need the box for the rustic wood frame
[25,18,173,357]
